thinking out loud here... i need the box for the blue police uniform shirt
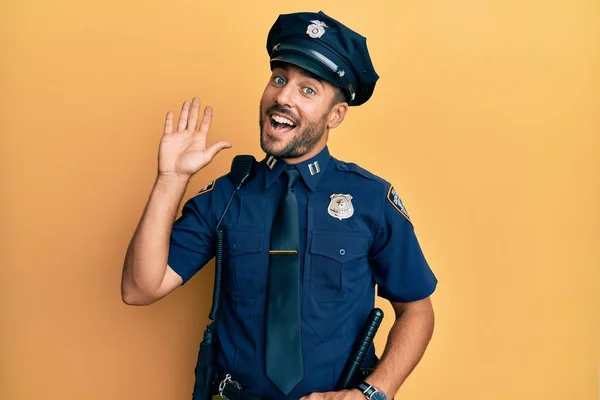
[168,146,437,399]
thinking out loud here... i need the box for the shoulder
[332,157,390,189]
[190,156,264,201]
[191,174,229,198]
[331,157,412,224]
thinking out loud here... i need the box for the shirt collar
[263,146,332,191]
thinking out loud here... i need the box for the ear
[327,102,349,129]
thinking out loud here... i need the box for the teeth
[272,115,295,126]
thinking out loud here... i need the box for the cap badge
[328,194,354,220]
[306,20,328,39]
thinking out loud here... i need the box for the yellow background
[1,0,598,399]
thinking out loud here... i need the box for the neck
[281,134,329,165]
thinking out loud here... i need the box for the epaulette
[334,159,387,185]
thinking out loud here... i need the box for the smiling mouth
[270,114,297,134]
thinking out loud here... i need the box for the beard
[259,103,328,159]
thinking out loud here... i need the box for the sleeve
[167,183,217,284]
[369,183,438,302]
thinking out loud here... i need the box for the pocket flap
[310,231,369,263]
[226,229,263,255]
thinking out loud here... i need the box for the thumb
[205,141,232,161]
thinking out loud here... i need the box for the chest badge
[328,194,354,220]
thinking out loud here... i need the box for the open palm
[158,97,231,177]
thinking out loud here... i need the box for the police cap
[266,11,379,106]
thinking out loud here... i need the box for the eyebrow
[299,68,324,83]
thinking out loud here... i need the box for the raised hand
[158,97,231,179]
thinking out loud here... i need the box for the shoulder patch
[194,180,214,196]
[387,185,411,222]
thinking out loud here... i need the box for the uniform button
[231,244,237,250]
[339,249,346,256]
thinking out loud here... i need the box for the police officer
[121,11,437,400]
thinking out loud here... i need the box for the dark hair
[330,85,348,106]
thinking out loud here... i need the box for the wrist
[154,172,191,195]
[156,171,191,185]
[357,381,389,400]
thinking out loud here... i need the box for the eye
[303,87,316,95]
[274,76,286,85]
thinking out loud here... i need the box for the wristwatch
[357,382,388,400]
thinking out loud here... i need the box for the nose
[274,83,295,108]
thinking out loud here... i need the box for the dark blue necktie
[266,167,303,395]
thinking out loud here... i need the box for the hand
[300,389,364,400]
[158,97,231,179]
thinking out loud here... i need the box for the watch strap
[357,382,377,399]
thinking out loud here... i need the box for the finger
[204,141,232,161]
[197,105,213,135]
[164,111,174,134]
[187,97,201,131]
[177,100,190,132]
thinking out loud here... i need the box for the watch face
[370,391,387,400]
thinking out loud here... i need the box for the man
[121,11,437,400]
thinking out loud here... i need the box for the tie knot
[284,167,300,189]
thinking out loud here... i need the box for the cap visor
[270,52,343,89]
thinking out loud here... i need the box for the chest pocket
[225,229,266,298]
[309,231,370,302]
